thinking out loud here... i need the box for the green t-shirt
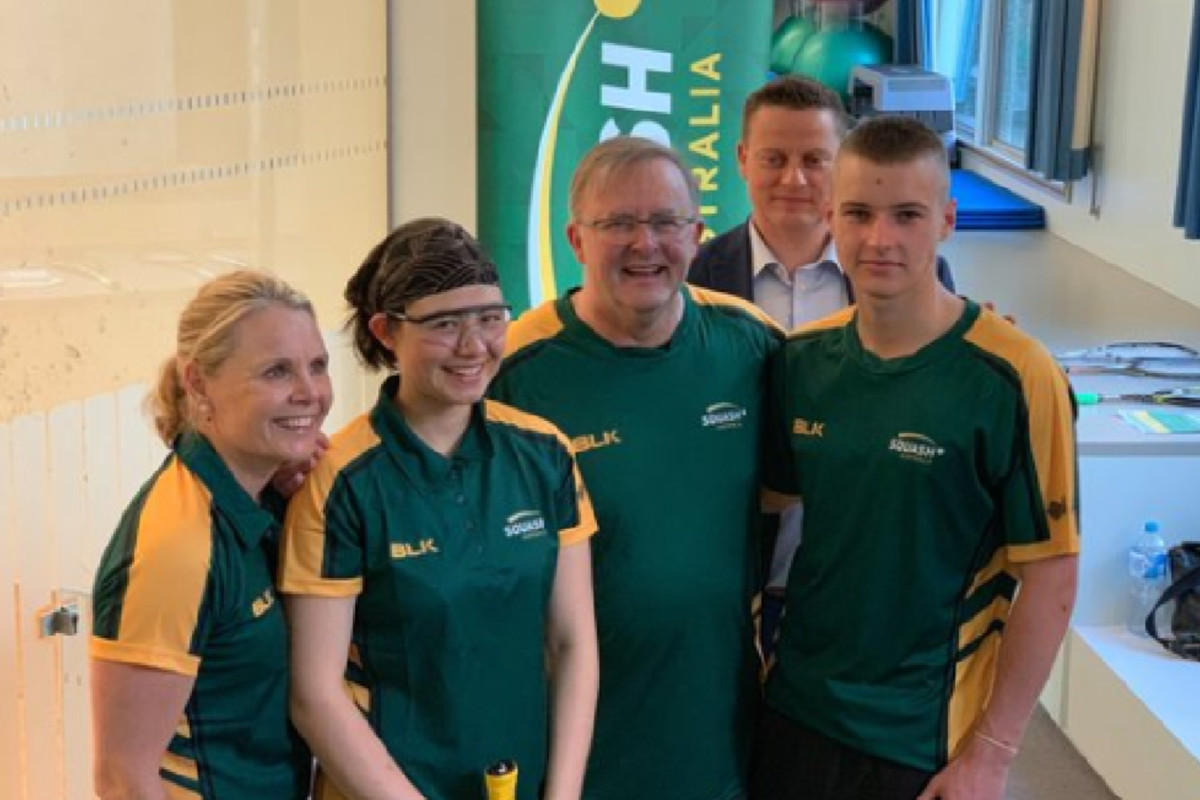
[763,300,1079,771]
[91,432,311,800]
[491,286,782,800]
[279,377,595,800]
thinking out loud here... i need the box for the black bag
[1146,541,1200,660]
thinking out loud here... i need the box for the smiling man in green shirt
[492,136,782,800]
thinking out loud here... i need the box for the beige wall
[965,0,1200,311]
[389,0,477,229]
[0,5,387,797]
[0,0,387,421]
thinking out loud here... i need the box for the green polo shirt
[490,286,782,800]
[763,300,1079,771]
[279,377,595,800]
[91,431,310,800]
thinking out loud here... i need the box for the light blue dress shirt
[748,223,848,331]
[747,223,850,588]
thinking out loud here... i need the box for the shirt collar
[748,220,842,278]
[174,430,277,550]
[370,375,493,489]
[557,286,696,356]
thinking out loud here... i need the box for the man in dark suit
[689,76,955,652]
[690,76,955,311]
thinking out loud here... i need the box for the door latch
[38,600,80,637]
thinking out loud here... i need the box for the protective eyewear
[390,303,512,346]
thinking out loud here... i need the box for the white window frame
[936,0,1071,199]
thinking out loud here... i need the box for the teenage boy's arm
[920,331,1079,800]
[917,554,1078,800]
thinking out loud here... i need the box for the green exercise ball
[769,14,820,76]
[810,0,892,14]
[792,22,893,103]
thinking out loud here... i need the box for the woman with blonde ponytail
[90,270,332,799]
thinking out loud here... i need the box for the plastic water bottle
[1127,520,1170,636]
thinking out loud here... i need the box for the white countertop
[1070,374,1200,456]
[944,230,1200,456]
[1074,624,1200,759]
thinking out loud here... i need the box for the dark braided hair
[344,218,500,370]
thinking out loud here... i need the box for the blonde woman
[91,270,331,799]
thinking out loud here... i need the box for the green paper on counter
[1117,409,1200,434]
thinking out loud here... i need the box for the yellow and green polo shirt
[491,286,783,800]
[278,376,596,800]
[91,431,311,799]
[763,299,1080,772]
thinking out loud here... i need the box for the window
[932,0,1040,171]
[994,0,1034,151]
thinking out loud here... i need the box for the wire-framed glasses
[578,213,698,244]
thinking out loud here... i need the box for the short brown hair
[742,75,848,142]
[837,115,950,198]
[569,136,699,220]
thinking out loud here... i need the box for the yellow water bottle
[483,759,518,800]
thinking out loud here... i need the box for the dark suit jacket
[688,220,956,303]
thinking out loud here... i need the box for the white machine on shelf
[849,64,955,157]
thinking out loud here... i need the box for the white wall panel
[12,413,64,800]
[82,394,121,579]
[79,393,122,800]
[116,385,154,505]
[49,404,88,594]
[0,421,23,800]
[48,402,92,800]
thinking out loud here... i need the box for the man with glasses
[689,75,956,654]
[490,136,782,800]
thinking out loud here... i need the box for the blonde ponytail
[145,270,315,446]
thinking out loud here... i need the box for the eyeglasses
[390,303,512,347]
[578,213,698,244]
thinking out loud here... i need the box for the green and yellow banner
[478,0,772,311]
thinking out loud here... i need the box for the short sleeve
[90,464,214,677]
[556,447,597,547]
[762,344,801,506]
[1003,355,1080,562]
[278,452,366,596]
